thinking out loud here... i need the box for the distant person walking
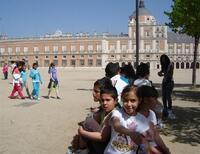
[158,54,175,119]
[47,63,60,99]
[2,63,8,80]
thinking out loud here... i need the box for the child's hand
[78,126,84,135]
[130,132,142,145]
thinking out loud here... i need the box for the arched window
[186,62,190,69]
[122,62,126,67]
[196,62,199,69]
[176,62,179,69]
[181,62,184,69]
[157,64,160,69]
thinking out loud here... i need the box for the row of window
[38,59,102,67]
[156,62,200,69]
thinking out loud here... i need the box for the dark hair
[94,77,112,90]
[121,85,138,102]
[136,62,150,78]
[32,62,38,68]
[120,63,136,83]
[48,62,55,74]
[160,54,170,72]
[105,62,120,78]
[137,85,158,99]
[100,85,118,101]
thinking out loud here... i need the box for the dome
[129,0,152,20]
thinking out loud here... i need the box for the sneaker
[21,97,26,99]
[168,110,176,119]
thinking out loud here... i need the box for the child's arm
[153,127,170,154]
[111,116,142,145]
[38,72,43,84]
[78,122,111,142]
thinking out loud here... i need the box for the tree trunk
[192,36,199,88]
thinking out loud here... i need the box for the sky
[0,0,173,38]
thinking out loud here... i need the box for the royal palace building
[0,0,200,69]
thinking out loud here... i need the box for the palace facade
[0,0,200,69]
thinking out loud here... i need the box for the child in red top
[9,62,25,99]
[2,63,8,80]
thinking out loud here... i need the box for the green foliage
[165,0,200,37]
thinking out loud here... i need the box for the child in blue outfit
[29,63,43,100]
[21,64,31,98]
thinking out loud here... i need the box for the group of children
[6,60,60,100]
[69,59,173,154]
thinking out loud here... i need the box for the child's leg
[10,84,17,97]
[16,85,24,98]
[35,82,40,99]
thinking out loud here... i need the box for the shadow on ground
[161,106,200,146]
[13,102,39,107]
[154,83,200,102]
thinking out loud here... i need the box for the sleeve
[29,69,34,79]
[149,110,157,126]
[111,109,121,119]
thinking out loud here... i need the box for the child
[20,64,31,98]
[69,77,113,153]
[29,63,43,100]
[105,62,129,106]
[90,77,112,112]
[76,85,118,154]
[134,62,152,87]
[134,62,164,129]
[9,62,25,99]
[2,63,8,80]
[137,85,170,154]
[104,85,149,154]
[47,63,60,99]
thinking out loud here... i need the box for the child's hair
[137,85,158,99]
[136,62,150,78]
[32,62,38,68]
[100,85,118,101]
[120,63,136,82]
[94,77,112,90]
[105,62,120,78]
[121,85,138,102]
[48,62,55,74]
[136,85,159,111]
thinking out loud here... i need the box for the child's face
[22,65,26,70]
[100,93,116,113]
[92,85,100,102]
[33,65,38,69]
[122,91,139,116]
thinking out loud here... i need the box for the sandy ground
[0,68,199,154]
